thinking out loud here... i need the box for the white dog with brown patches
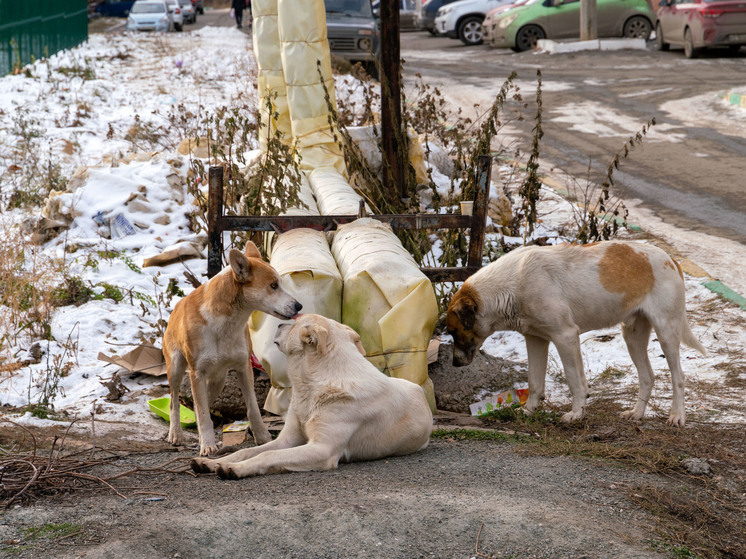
[446,241,705,426]
[191,314,433,478]
[162,242,303,456]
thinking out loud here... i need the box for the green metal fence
[0,1,88,76]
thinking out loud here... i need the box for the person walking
[232,0,249,28]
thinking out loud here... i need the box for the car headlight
[498,13,518,28]
[438,6,452,16]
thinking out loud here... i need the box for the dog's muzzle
[452,345,477,367]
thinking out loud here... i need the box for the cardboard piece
[222,421,251,446]
[97,345,167,376]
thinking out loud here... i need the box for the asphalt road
[400,33,746,246]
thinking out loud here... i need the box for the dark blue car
[94,0,137,17]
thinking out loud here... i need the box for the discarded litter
[97,345,167,376]
[469,389,530,416]
[222,421,251,446]
[110,213,136,238]
[148,396,196,428]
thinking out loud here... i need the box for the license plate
[730,34,746,41]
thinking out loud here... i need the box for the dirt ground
[1,401,744,559]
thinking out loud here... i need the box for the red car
[656,0,746,58]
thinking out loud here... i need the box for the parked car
[371,0,419,28]
[656,0,746,58]
[178,0,197,23]
[482,0,533,43]
[165,0,184,31]
[94,0,137,17]
[489,0,656,51]
[415,0,462,34]
[434,0,515,45]
[325,0,381,76]
[127,0,173,31]
[193,0,205,14]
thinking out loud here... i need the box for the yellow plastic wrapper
[277,0,345,174]
[331,218,438,410]
[250,229,343,416]
[307,166,371,215]
[253,0,292,148]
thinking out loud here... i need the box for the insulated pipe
[277,0,345,174]
[252,0,292,148]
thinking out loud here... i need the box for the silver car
[126,0,172,32]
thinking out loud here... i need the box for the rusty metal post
[466,155,492,269]
[207,166,224,279]
[379,0,405,199]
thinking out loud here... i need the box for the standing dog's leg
[189,368,218,455]
[166,350,187,446]
[552,328,588,422]
[620,313,654,421]
[651,321,687,426]
[235,364,272,445]
[523,334,549,414]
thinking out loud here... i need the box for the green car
[489,0,656,51]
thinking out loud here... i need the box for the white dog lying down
[191,314,433,478]
[446,241,706,426]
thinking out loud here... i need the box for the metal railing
[207,155,493,282]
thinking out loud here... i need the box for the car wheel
[175,23,182,32]
[458,16,484,46]
[684,27,701,59]
[514,25,545,52]
[428,29,437,36]
[623,16,652,40]
[655,22,669,51]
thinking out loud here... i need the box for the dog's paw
[561,410,584,423]
[167,431,184,446]
[620,408,644,421]
[191,457,213,474]
[666,413,686,427]
[216,464,239,480]
[199,444,219,456]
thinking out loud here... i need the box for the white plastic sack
[307,166,371,215]
[250,229,343,416]
[331,218,438,410]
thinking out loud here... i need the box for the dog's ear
[229,249,253,283]
[341,324,366,356]
[300,323,331,356]
[243,241,262,260]
[454,296,477,331]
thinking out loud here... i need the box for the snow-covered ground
[0,27,743,443]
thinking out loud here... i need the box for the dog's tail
[681,318,706,356]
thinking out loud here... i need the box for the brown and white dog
[191,314,433,478]
[446,241,705,426]
[162,242,302,456]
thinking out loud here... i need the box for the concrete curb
[531,172,746,311]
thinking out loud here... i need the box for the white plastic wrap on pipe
[253,0,292,148]
[277,0,345,174]
[331,218,438,411]
[307,166,371,215]
[250,174,341,416]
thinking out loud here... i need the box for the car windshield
[178,0,191,5]
[325,0,373,17]
[132,2,165,13]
